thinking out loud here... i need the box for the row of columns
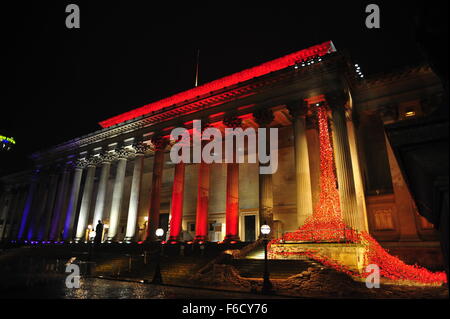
[329,95,367,231]
[1,92,367,243]
[74,143,149,242]
[287,93,367,232]
[0,185,29,240]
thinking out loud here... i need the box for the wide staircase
[93,254,211,283]
[232,259,322,279]
[232,245,323,279]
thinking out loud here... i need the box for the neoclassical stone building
[0,42,444,264]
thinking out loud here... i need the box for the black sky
[0,1,445,175]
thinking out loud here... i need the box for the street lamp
[152,228,164,284]
[260,223,273,294]
[155,228,164,239]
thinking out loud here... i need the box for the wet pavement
[1,277,290,299]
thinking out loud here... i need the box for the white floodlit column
[346,119,369,231]
[92,153,115,226]
[125,142,148,241]
[328,94,362,231]
[108,149,132,241]
[288,101,313,228]
[75,160,97,241]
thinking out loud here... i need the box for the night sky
[0,1,442,176]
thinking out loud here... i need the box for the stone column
[0,192,9,225]
[26,175,49,240]
[253,108,275,235]
[18,169,40,240]
[49,166,71,240]
[75,157,98,241]
[195,160,210,242]
[328,93,362,231]
[0,189,14,240]
[194,124,212,243]
[40,172,59,240]
[92,152,116,226]
[63,159,86,241]
[9,187,28,240]
[147,136,168,241]
[125,142,149,241]
[107,148,133,241]
[223,115,242,242]
[306,115,321,210]
[346,117,369,231]
[33,173,52,241]
[287,101,313,228]
[169,161,186,242]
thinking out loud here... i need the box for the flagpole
[195,49,200,87]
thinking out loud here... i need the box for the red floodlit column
[168,161,185,242]
[195,161,210,242]
[225,162,240,242]
[223,115,242,242]
[147,136,168,242]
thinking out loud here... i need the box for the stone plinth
[270,242,368,273]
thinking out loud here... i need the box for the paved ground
[0,246,448,299]
[0,278,291,299]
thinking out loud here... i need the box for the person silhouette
[94,220,104,244]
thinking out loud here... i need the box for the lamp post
[152,228,164,284]
[260,223,273,294]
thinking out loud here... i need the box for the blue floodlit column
[49,166,70,240]
[18,169,40,240]
[63,159,85,241]
[40,172,60,240]
[75,158,98,241]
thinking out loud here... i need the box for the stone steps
[232,258,322,279]
[93,255,210,282]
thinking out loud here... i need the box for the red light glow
[99,41,336,128]
[268,104,447,285]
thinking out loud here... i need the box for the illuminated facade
[0,42,445,266]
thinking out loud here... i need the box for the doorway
[244,215,256,242]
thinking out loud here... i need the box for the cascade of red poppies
[283,103,350,242]
[269,104,447,285]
